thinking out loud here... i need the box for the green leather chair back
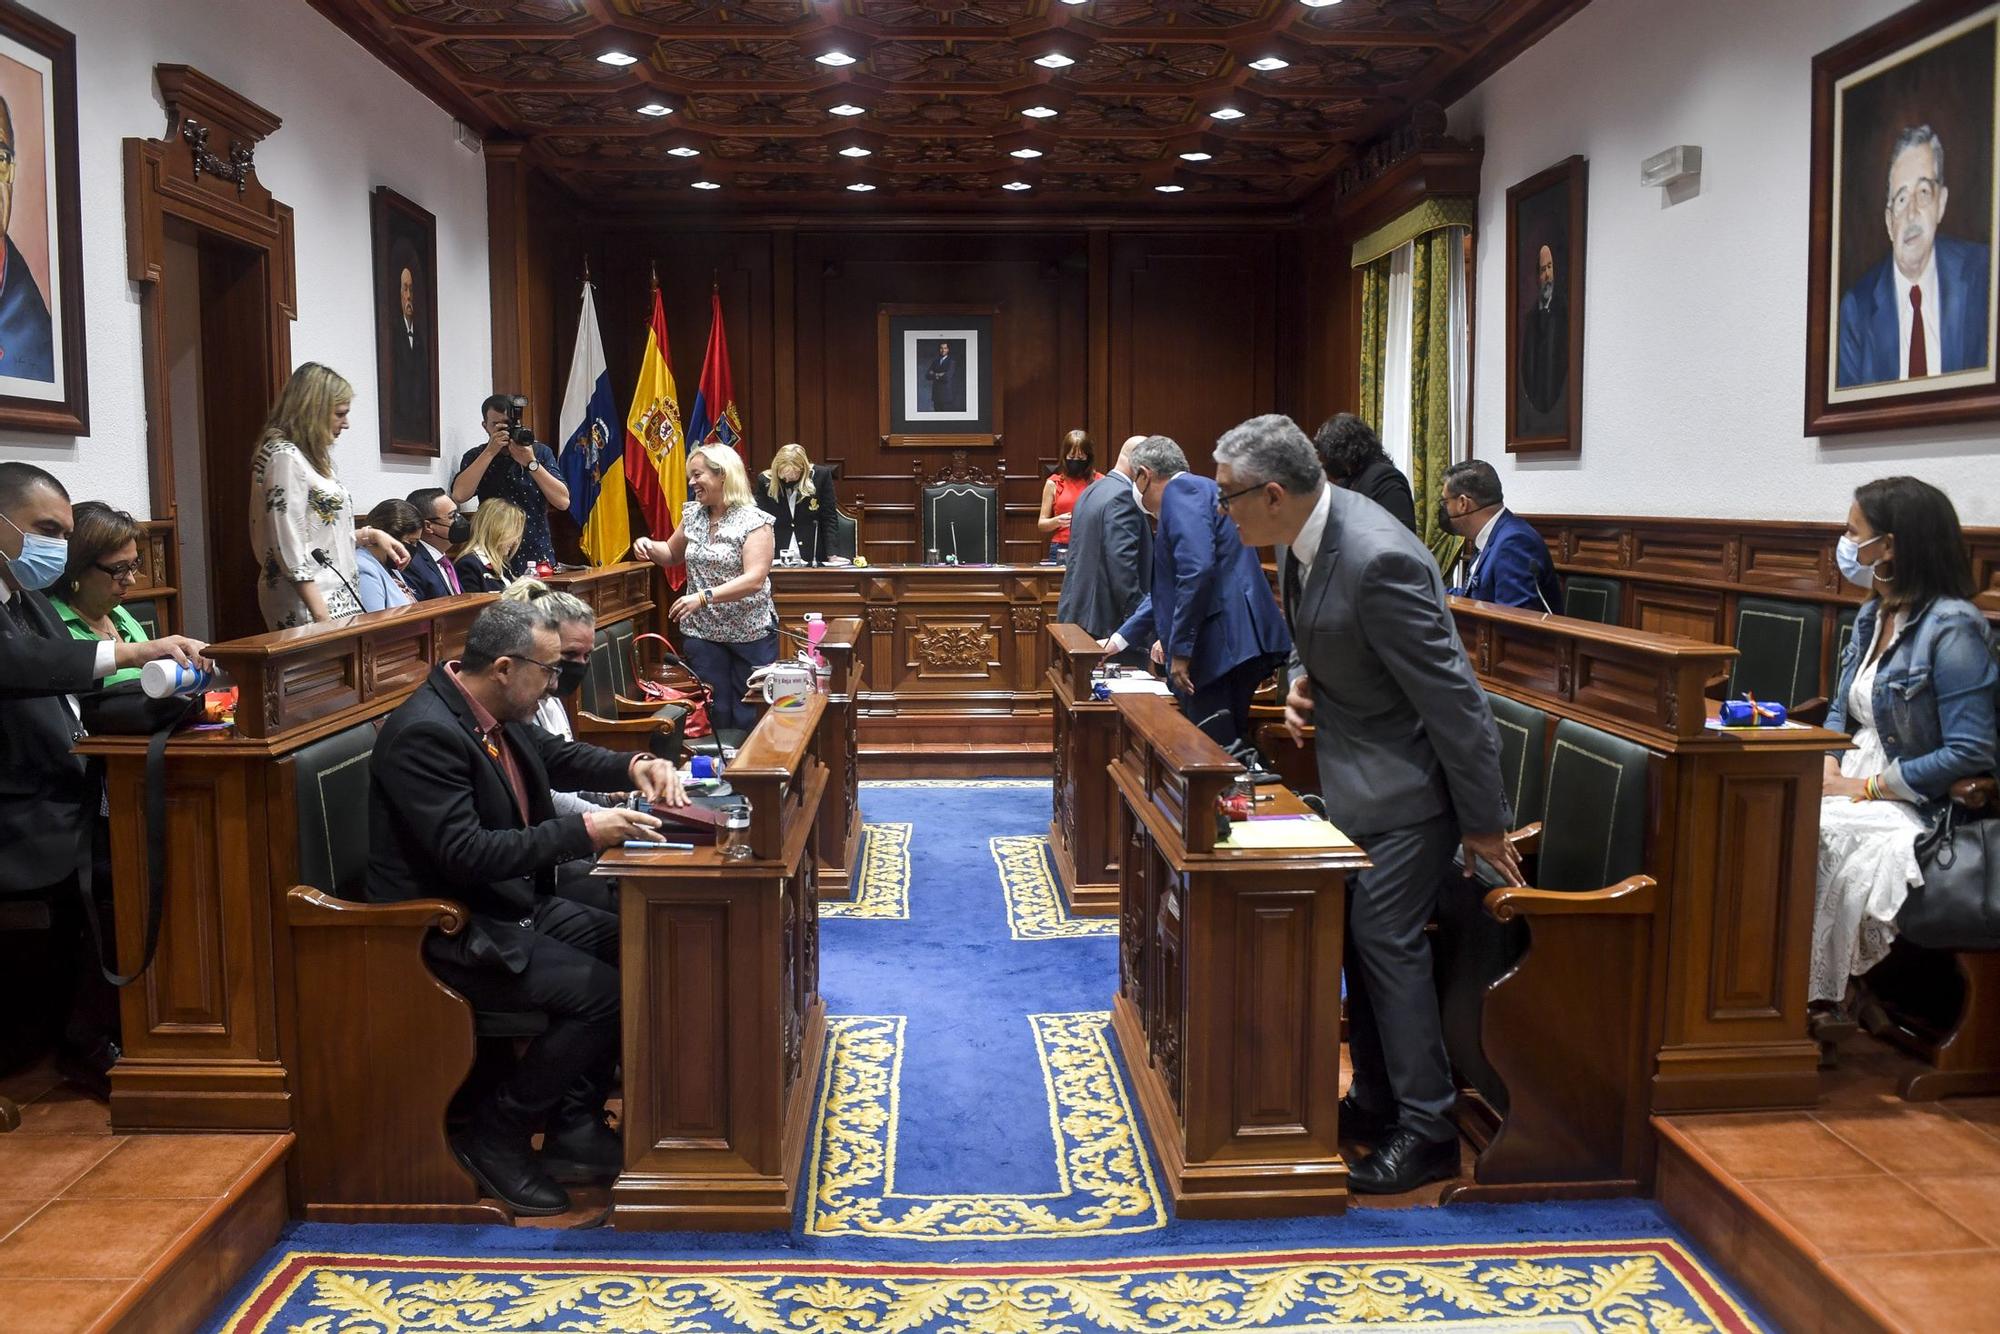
[123,598,161,639]
[1834,605,1859,673]
[1728,596,1823,708]
[292,723,376,901]
[921,484,998,564]
[1562,575,1622,626]
[1538,719,1652,894]
[580,618,639,715]
[1485,691,1549,828]
[830,505,859,561]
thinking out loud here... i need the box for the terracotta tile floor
[1665,1035,2000,1333]
[0,1067,288,1333]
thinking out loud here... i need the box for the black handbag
[1899,800,2000,950]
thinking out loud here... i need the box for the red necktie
[1910,287,1928,378]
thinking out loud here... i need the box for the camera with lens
[504,394,536,447]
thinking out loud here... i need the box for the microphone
[949,520,961,566]
[312,549,366,616]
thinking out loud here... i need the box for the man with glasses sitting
[367,599,688,1216]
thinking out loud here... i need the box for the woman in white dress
[1812,477,1998,1054]
[248,364,407,630]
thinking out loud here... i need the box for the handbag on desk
[1900,799,2000,951]
[630,632,712,739]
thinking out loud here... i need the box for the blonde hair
[762,443,817,503]
[465,499,525,573]
[690,443,754,512]
[258,362,354,478]
[501,575,594,627]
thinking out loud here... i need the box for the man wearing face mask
[404,486,472,601]
[1056,434,1151,655]
[0,463,209,1089]
[1436,460,1560,613]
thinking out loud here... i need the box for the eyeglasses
[510,655,563,686]
[1888,178,1940,216]
[95,560,143,579]
[1216,481,1267,513]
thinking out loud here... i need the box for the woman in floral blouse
[248,363,407,630]
[632,443,778,736]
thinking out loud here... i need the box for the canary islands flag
[686,285,743,455]
[557,283,627,565]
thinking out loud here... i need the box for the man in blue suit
[1837,124,1991,389]
[0,96,53,384]
[1439,460,1560,612]
[1102,434,1291,748]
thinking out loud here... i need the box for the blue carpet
[205,780,1770,1331]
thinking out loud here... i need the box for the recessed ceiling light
[847,182,876,192]
[1299,0,1343,6]
[839,146,872,158]
[1022,105,1059,118]
[828,103,866,116]
[636,103,673,117]
[1248,56,1289,71]
[1003,181,1033,191]
[1179,151,1212,162]
[1155,184,1184,193]
[666,146,700,157]
[815,50,857,66]
[1210,107,1245,120]
[690,180,720,190]
[596,51,638,67]
[1034,53,1076,68]
[1010,148,1043,159]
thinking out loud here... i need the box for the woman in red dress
[1038,428,1103,565]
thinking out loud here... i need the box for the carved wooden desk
[812,617,865,901]
[1046,622,1123,915]
[599,696,827,1231]
[1110,694,1363,1218]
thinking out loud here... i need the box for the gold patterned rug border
[822,822,914,920]
[992,833,1119,940]
[217,1238,1762,1333]
[803,1011,1167,1241]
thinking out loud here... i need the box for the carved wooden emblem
[867,606,897,633]
[1011,605,1043,634]
[913,623,991,671]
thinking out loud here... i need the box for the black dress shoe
[1348,1128,1459,1195]
[455,1133,571,1216]
[1338,1095,1398,1149]
[542,1115,623,1186]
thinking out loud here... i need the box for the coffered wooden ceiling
[309,0,1584,211]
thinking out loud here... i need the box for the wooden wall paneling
[1631,585,1727,644]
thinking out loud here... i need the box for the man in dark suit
[0,97,53,384]
[1438,460,1560,612]
[368,599,685,1215]
[1103,435,1291,749]
[922,341,963,413]
[1519,242,1566,422]
[1215,416,1522,1194]
[389,264,429,442]
[0,463,207,1086]
[402,487,467,601]
[1057,435,1151,650]
[1312,413,1417,534]
[1838,124,1992,388]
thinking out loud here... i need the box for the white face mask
[1836,533,1886,589]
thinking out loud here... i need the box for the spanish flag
[622,283,686,579]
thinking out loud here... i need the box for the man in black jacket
[1312,414,1418,535]
[0,463,207,1087]
[368,598,683,1214]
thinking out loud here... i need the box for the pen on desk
[623,840,696,851]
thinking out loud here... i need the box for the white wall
[1452,0,2000,525]
[0,0,492,519]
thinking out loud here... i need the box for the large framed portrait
[1505,155,1587,453]
[1807,0,2000,435]
[877,304,1004,449]
[0,1,86,435]
[371,186,440,456]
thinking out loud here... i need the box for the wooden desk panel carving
[1045,624,1122,915]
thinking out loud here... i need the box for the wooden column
[1047,622,1119,915]
[811,617,864,901]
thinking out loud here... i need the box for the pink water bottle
[804,612,827,675]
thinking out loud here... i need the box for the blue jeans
[681,631,780,736]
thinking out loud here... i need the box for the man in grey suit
[1056,434,1151,659]
[1214,415,1523,1195]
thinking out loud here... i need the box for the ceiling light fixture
[1010,148,1044,159]
[1155,184,1184,193]
[1179,151,1212,162]
[847,182,876,192]
[636,103,673,117]
[1003,181,1033,191]
[1248,56,1289,71]
[828,103,866,117]
[1022,105,1059,118]
[839,146,872,158]
[667,146,700,157]
[1033,53,1076,68]
[1210,107,1245,120]
[815,50,857,66]
[596,50,639,67]
[690,180,720,190]
[1299,0,1343,6]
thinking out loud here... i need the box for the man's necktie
[1282,554,1302,626]
[1910,287,1929,378]
[441,551,462,595]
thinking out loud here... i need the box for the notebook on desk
[1216,814,1357,851]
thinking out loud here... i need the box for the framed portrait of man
[0,1,86,435]
[371,186,440,457]
[1505,155,1587,454]
[1807,0,2000,434]
[877,304,1004,449]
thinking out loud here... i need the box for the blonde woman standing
[454,498,526,593]
[755,442,839,565]
[249,363,408,630]
[632,443,777,734]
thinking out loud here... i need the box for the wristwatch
[526,458,541,474]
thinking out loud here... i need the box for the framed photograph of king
[877,304,1004,449]
[1505,155,1587,454]
[0,1,87,435]
[1807,0,2000,435]
[371,186,440,457]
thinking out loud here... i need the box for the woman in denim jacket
[1812,477,1998,1051]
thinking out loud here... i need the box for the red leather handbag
[631,633,713,738]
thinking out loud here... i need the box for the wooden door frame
[125,65,295,634]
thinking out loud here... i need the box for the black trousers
[429,895,619,1130]
[1182,657,1269,751]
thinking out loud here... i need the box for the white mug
[762,661,816,705]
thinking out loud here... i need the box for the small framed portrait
[878,304,1004,448]
[0,1,87,435]
[1808,0,2000,434]
[1505,155,1587,454]
[371,186,440,456]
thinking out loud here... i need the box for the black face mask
[442,514,471,545]
[553,658,589,698]
[1063,458,1091,478]
[1435,498,1456,535]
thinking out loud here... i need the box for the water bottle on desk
[140,659,232,699]
[720,804,754,861]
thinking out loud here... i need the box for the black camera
[504,394,536,447]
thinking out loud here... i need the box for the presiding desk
[597,694,828,1231]
[770,563,1063,773]
[1110,693,1365,1218]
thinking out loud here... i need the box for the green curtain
[1356,256,1389,432]
[1408,229,1464,573]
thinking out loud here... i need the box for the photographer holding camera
[451,394,570,573]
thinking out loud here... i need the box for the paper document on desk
[1098,676,1174,695]
[1218,814,1357,850]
